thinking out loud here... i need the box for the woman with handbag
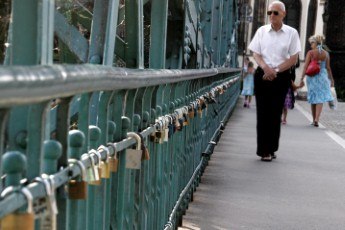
[299,35,335,127]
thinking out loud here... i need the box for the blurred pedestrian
[241,61,255,108]
[299,34,335,127]
[281,80,302,124]
[248,0,301,161]
[281,58,301,124]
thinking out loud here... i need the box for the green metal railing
[0,0,240,229]
[0,65,240,230]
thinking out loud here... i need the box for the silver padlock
[126,132,142,169]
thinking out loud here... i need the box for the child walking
[241,61,255,108]
[281,80,302,124]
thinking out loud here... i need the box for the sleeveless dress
[241,73,254,96]
[306,57,333,104]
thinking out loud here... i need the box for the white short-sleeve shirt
[248,24,301,68]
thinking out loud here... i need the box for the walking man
[248,1,301,161]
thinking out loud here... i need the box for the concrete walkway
[179,97,345,230]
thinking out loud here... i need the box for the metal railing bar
[0,65,240,107]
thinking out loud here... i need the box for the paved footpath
[179,97,345,230]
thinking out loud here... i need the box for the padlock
[188,104,195,118]
[174,115,181,131]
[93,149,104,177]
[34,175,58,230]
[137,132,150,160]
[88,150,102,186]
[154,127,163,143]
[150,125,159,142]
[35,176,58,215]
[183,113,189,126]
[109,153,119,172]
[81,153,96,183]
[168,123,174,138]
[68,180,87,199]
[197,100,203,118]
[126,132,143,169]
[1,188,35,230]
[155,119,165,144]
[67,159,87,199]
[163,116,170,142]
[98,145,111,178]
[178,118,184,131]
[106,143,119,172]
[200,98,207,110]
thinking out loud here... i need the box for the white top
[248,24,301,68]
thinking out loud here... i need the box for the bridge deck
[180,97,345,229]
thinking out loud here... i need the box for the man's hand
[262,66,277,81]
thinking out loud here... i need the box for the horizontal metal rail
[0,65,240,106]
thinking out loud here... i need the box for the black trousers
[254,67,291,157]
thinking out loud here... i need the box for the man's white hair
[269,1,286,12]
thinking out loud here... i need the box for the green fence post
[2,151,26,187]
[42,140,62,175]
[86,125,101,230]
[94,91,113,230]
[105,120,116,228]
[1,151,32,228]
[66,130,85,230]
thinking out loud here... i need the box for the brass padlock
[101,161,110,178]
[183,114,189,126]
[1,213,34,230]
[109,153,119,172]
[0,187,35,230]
[106,143,119,173]
[98,146,111,179]
[188,105,195,118]
[68,180,87,199]
[68,160,87,199]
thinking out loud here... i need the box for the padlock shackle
[98,145,110,158]
[33,176,59,215]
[33,176,51,197]
[68,158,87,182]
[89,149,102,166]
[165,115,173,125]
[127,132,142,150]
[20,187,33,213]
[106,142,116,157]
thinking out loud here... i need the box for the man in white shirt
[248,1,301,161]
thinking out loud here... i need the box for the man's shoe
[261,156,272,162]
[271,153,277,159]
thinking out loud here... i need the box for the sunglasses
[267,11,279,16]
